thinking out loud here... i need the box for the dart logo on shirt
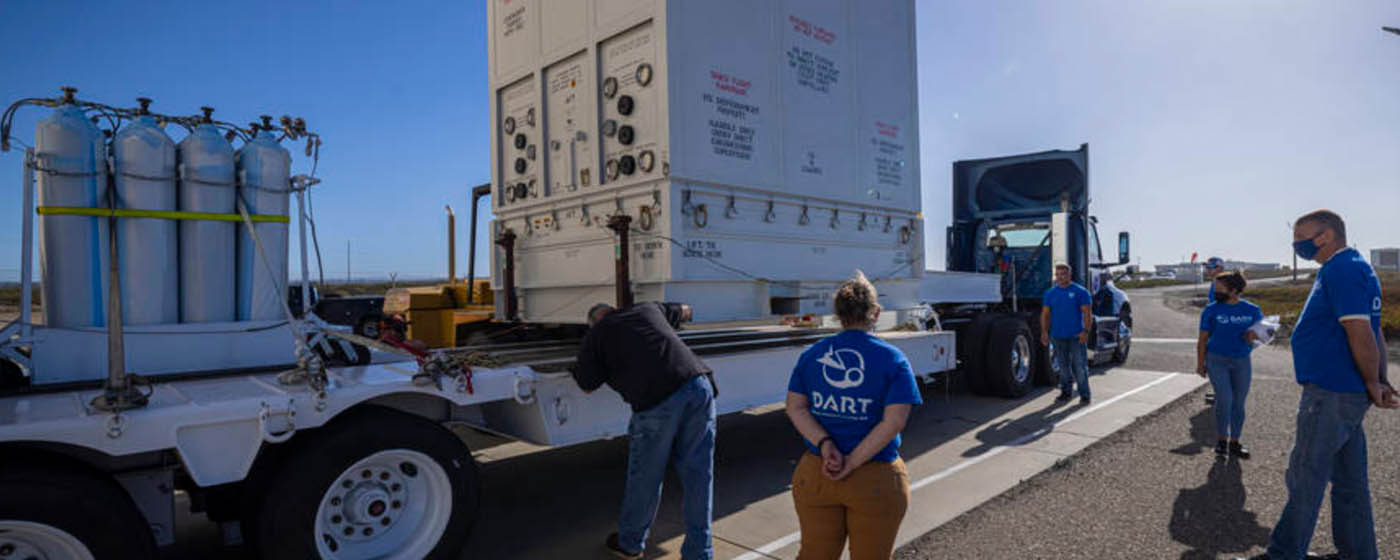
[818,346,866,389]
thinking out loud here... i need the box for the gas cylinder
[235,116,291,321]
[177,107,236,323]
[112,98,178,325]
[35,87,109,328]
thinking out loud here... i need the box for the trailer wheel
[985,318,1035,398]
[252,406,479,560]
[0,458,156,560]
[958,315,999,396]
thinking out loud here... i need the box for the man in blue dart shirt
[1041,262,1094,404]
[1205,256,1224,303]
[1245,210,1398,560]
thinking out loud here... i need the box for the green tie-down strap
[36,206,290,224]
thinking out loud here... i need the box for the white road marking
[732,373,1183,560]
[1132,337,1197,344]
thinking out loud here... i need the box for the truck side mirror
[1118,232,1130,265]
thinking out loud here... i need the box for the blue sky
[1,1,1397,282]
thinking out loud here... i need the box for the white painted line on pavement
[1133,337,1197,344]
[732,373,1183,560]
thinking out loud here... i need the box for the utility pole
[1287,220,1297,282]
[346,240,351,284]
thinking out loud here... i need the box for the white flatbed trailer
[1,315,970,559]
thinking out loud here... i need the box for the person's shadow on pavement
[1167,455,1272,559]
[1169,401,1218,456]
[961,399,1086,457]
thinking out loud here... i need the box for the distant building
[1373,248,1400,272]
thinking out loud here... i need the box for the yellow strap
[37,206,290,224]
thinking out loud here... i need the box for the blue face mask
[1293,238,1320,261]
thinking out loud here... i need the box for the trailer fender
[175,397,296,487]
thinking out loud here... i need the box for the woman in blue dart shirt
[785,271,922,559]
[1195,270,1263,459]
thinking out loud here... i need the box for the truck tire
[985,318,1035,398]
[252,406,480,560]
[1112,307,1133,364]
[0,457,156,560]
[958,315,999,396]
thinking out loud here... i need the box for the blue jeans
[1052,337,1090,399]
[1206,353,1251,440]
[618,375,716,559]
[1267,384,1375,560]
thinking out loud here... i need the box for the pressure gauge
[503,116,516,135]
[602,119,618,137]
[617,125,635,146]
[617,95,635,116]
[619,155,637,176]
[602,77,618,99]
[638,150,655,172]
[514,158,527,174]
[636,63,653,87]
[605,158,619,181]
[514,133,527,150]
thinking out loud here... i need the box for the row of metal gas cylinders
[36,99,290,328]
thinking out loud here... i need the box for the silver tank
[177,116,236,323]
[235,125,291,321]
[35,103,109,328]
[112,111,178,325]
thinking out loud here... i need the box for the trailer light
[636,63,653,86]
[638,150,655,172]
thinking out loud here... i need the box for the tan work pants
[791,452,910,560]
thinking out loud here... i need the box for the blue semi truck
[939,143,1136,398]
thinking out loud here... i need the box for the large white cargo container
[487,0,923,323]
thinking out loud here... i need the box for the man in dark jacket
[574,301,716,560]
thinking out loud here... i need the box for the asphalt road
[897,286,1400,560]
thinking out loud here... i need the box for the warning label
[786,14,840,94]
[872,121,905,188]
[501,4,525,37]
[704,72,760,161]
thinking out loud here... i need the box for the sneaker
[1079,396,1091,405]
[1215,440,1229,456]
[1055,391,1072,402]
[1229,441,1251,460]
[605,533,642,560]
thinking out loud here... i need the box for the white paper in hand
[1250,315,1280,347]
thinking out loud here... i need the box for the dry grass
[1245,272,1400,339]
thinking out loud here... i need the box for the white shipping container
[487,0,922,323]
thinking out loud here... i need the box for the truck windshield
[990,226,1049,248]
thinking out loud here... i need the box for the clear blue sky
[1,1,1397,282]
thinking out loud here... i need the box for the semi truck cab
[942,144,1135,396]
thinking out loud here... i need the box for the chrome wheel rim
[1011,334,1032,385]
[314,449,452,559]
[0,521,95,560]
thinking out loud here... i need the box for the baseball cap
[1205,257,1223,269]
